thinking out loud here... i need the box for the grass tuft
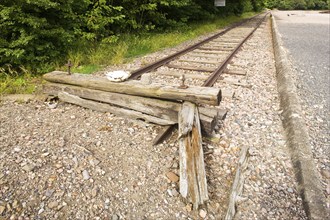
[0,65,39,95]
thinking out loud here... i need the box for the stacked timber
[43,70,228,209]
[43,71,226,133]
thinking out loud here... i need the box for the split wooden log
[44,83,179,122]
[43,71,221,106]
[179,101,208,209]
[58,92,176,125]
[44,83,221,132]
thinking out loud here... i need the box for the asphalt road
[273,10,329,194]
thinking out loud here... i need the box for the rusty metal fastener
[65,60,73,75]
[179,74,188,89]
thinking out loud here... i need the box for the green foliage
[0,65,37,94]
[1,0,265,76]
[68,12,257,69]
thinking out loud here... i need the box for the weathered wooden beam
[179,101,208,209]
[223,70,246,76]
[44,83,221,129]
[158,71,209,80]
[44,83,179,122]
[178,58,220,65]
[199,114,217,134]
[188,53,226,59]
[166,64,214,72]
[43,71,221,106]
[58,92,176,125]
[198,47,233,51]
[193,49,227,55]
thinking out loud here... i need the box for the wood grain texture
[43,71,221,105]
[58,92,176,125]
[178,101,208,210]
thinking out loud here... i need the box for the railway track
[127,13,269,144]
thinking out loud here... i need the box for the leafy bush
[0,0,265,75]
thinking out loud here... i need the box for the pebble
[92,187,98,198]
[21,164,35,172]
[89,159,100,166]
[48,201,59,209]
[38,208,44,215]
[82,170,90,180]
[171,188,179,197]
[166,172,179,182]
[0,205,5,215]
[199,209,207,218]
[112,214,119,220]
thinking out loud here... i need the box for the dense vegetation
[0,0,264,75]
[265,0,329,10]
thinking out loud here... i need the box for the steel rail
[128,14,262,80]
[153,13,269,145]
[203,13,269,86]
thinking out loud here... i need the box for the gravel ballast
[0,15,309,219]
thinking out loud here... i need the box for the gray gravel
[273,10,330,203]
[0,15,310,219]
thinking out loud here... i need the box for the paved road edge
[270,14,328,220]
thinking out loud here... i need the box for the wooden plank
[43,71,221,106]
[193,49,228,55]
[199,47,233,51]
[187,53,225,59]
[166,64,214,72]
[199,107,227,120]
[178,102,208,209]
[223,70,246,76]
[199,114,217,134]
[58,92,176,125]
[178,58,220,65]
[158,71,209,80]
[44,83,180,122]
[44,83,220,129]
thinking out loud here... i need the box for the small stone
[199,209,207,218]
[171,188,179,197]
[112,214,119,220]
[172,162,179,169]
[167,189,173,196]
[0,205,5,215]
[105,198,110,205]
[166,172,179,182]
[219,140,229,148]
[82,170,90,180]
[38,208,44,215]
[22,164,35,172]
[89,159,100,167]
[12,200,19,209]
[96,141,101,147]
[92,187,98,198]
[48,201,58,209]
[45,189,54,197]
[287,187,293,193]
[185,203,192,212]
[41,152,50,157]
[321,169,330,179]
